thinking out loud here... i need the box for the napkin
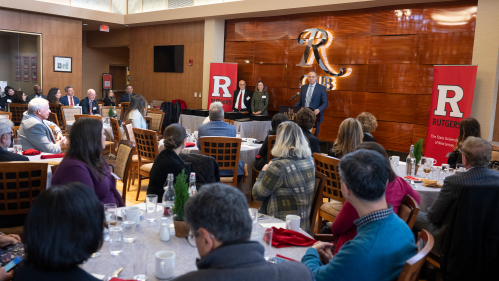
[22,149,41,155]
[421,178,442,188]
[41,153,65,159]
[185,142,195,147]
[109,278,136,281]
[404,176,420,181]
[267,227,317,248]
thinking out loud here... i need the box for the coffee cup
[125,206,141,225]
[247,138,255,146]
[426,157,437,165]
[155,251,175,280]
[389,156,400,164]
[236,134,241,138]
[286,215,301,231]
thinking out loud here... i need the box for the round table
[66,121,115,141]
[26,152,64,189]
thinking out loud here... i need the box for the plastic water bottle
[188,172,197,197]
[406,145,415,176]
[162,174,175,216]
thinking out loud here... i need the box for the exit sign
[100,25,109,32]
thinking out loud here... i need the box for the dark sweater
[362,132,376,142]
[301,128,321,154]
[103,97,116,106]
[147,148,190,202]
[14,264,99,281]
[172,241,314,281]
[0,148,29,162]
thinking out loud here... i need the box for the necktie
[238,91,243,111]
[90,101,93,115]
[305,85,314,108]
[70,96,73,106]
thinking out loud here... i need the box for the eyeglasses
[186,230,197,247]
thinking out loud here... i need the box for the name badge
[7,99,11,103]
[93,107,97,110]
[246,96,250,101]
[262,96,266,99]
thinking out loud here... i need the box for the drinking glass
[145,194,158,222]
[186,129,191,139]
[122,221,136,242]
[249,208,259,238]
[260,228,274,261]
[441,164,450,180]
[133,243,149,281]
[109,221,123,255]
[13,138,22,155]
[104,203,117,241]
[423,159,433,179]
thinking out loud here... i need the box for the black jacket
[102,97,116,106]
[14,264,99,281]
[147,149,190,202]
[80,98,99,115]
[179,153,220,189]
[447,151,462,169]
[232,89,253,112]
[362,133,376,142]
[172,241,314,281]
[160,101,181,133]
[0,148,29,162]
[0,95,13,111]
[255,135,271,171]
[301,128,321,154]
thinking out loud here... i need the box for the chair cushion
[330,200,343,211]
[139,163,153,173]
[220,177,234,183]
[320,202,342,217]
[132,155,153,163]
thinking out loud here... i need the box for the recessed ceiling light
[83,23,88,26]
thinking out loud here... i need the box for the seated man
[0,117,29,161]
[302,149,417,281]
[80,89,100,115]
[18,98,67,153]
[172,183,314,281]
[414,137,499,255]
[296,108,321,154]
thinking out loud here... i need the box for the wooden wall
[0,8,82,99]
[129,21,204,108]
[224,1,477,153]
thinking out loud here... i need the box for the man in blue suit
[59,86,80,106]
[120,85,136,103]
[294,71,328,137]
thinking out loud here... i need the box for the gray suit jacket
[197,120,236,149]
[19,112,62,153]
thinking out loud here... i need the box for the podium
[279,105,320,130]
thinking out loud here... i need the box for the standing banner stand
[208,63,238,112]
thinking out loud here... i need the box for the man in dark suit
[27,85,47,102]
[414,137,499,255]
[59,86,80,106]
[0,118,29,161]
[80,89,100,115]
[120,85,136,103]
[295,71,328,137]
[232,80,253,112]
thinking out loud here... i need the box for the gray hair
[87,89,96,95]
[271,121,312,159]
[64,86,73,93]
[0,117,13,137]
[183,183,252,243]
[209,102,224,121]
[461,136,492,167]
[28,98,49,115]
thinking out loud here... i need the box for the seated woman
[296,108,321,154]
[147,123,191,202]
[328,142,421,254]
[0,86,14,111]
[356,112,377,142]
[251,81,269,115]
[52,118,125,207]
[13,183,104,280]
[448,117,481,168]
[11,91,27,104]
[124,95,147,129]
[252,121,315,232]
[46,87,61,104]
[328,118,362,159]
[103,89,116,106]
[254,113,289,171]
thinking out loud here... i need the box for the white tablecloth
[26,153,64,189]
[234,120,272,142]
[179,114,207,133]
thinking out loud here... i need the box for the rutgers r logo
[434,85,464,118]
[211,75,232,98]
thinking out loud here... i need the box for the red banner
[425,65,478,165]
[208,63,238,112]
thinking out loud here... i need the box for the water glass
[133,243,149,281]
[441,164,450,180]
[260,228,274,261]
[123,221,136,242]
[109,221,123,255]
[145,194,158,222]
[104,203,117,225]
[13,138,22,155]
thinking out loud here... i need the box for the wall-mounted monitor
[154,45,184,73]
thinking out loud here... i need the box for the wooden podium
[279,105,320,130]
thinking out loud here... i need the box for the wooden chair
[200,137,242,188]
[313,153,344,228]
[110,118,122,154]
[98,102,104,108]
[147,108,163,113]
[0,112,11,120]
[133,128,160,200]
[266,135,277,163]
[491,150,499,162]
[0,162,48,235]
[124,122,135,143]
[398,195,420,229]
[152,100,164,107]
[9,104,28,125]
[50,164,58,175]
[61,106,82,125]
[49,103,64,129]
[310,171,327,238]
[146,110,165,134]
[111,140,135,202]
[120,102,130,118]
[13,126,19,138]
[398,230,435,281]
[101,106,123,120]
[48,112,59,126]
[75,114,102,121]
[144,116,152,130]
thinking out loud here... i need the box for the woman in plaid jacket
[252,121,316,232]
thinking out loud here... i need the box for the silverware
[108,267,124,280]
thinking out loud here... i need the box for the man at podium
[294,71,328,137]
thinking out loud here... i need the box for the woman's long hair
[453,117,481,152]
[268,113,289,135]
[271,121,311,159]
[254,81,266,93]
[64,118,106,179]
[125,95,147,120]
[12,91,26,104]
[47,87,60,104]
[330,118,363,159]
[105,89,116,104]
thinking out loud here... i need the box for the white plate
[116,207,144,218]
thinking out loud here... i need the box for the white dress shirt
[235,90,247,110]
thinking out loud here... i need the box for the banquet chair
[146,110,165,134]
[0,112,11,120]
[48,112,59,126]
[111,140,135,202]
[251,135,276,198]
[124,122,135,143]
[123,122,140,191]
[61,106,82,125]
[75,114,102,121]
[310,171,327,238]
[398,230,434,281]
[120,102,130,117]
[13,126,19,138]
[313,153,344,225]
[133,128,159,200]
[9,104,28,126]
[49,103,65,129]
[152,100,164,107]
[200,137,241,188]
[398,195,420,229]
[101,106,122,120]
[98,102,104,108]
[110,118,122,154]
[0,162,48,235]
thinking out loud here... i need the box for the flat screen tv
[154,45,184,73]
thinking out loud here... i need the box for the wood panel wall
[225,1,477,153]
[0,8,82,99]
[129,21,204,108]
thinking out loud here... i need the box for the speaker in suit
[294,82,328,137]
[80,97,100,115]
[60,95,80,106]
[232,89,253,112]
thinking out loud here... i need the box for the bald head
[239,80,246,90]
[87,89,96,101]
[34,85,42,95]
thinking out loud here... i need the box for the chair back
[48,112,59,126]
[98,102,104,107]
[101,106,123,120]
[0,162,48,215]
[61,106,82,124]
[114,140,135,202]
[146,111,165,133]
[120,102,130,116]
[398,195,420,229]
[152,100,164,107]
[267,135,276,164]
[13,126,19,138]
[398,230,434,281]
[110,118,122,152]
[200,137,241,187]
[50,164,58,175]
[491,150,499,162]
[133,128,160,165]
[9,104,28,125]
[310,171,327,237]
[49,103,64,128]
[313,153,345,202]
[0,112,12,120]
[75,114,102,121]
[124,122,135,143]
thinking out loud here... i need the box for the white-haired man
[197,102,236,149]
[18,98,67,153]
[80,89,99,115]
[0,117,29,161]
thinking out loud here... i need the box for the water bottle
[162,174,175,216]
[188,172,197,197]
[406,145,415,176]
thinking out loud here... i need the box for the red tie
[90,101,93,115]
[238,91,243,111]
[70,97,73,106]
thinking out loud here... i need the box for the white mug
[236,134,241,138]
[286,215,301,231]
[389,156,400,164]
[125,206,141,225]
[247,138,255,146]
[426,157,437,165]
[155,251,175,280]
[193,131,198,139]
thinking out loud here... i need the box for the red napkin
[109,278,136,281]
[40,153,65,159]
[268,227,317,248]
[185,142,195,147]
[276,254,297,261]
[22,149,41,155]
[404,176,420,181]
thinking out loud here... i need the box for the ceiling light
[83,23,88,26]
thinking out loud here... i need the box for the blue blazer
[80,98,100,115]
[120,93,135,103]
[59,95,80,106]
[294,83,328,122]
[197,120,237,149]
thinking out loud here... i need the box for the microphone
[290,92,300,101]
